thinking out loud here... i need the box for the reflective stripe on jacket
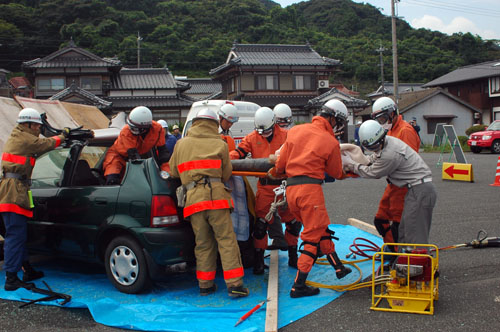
[0,124,63,217]
[169,120,233,218]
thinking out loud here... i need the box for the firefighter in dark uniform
[0,108,67,291]
[169,108,249,298]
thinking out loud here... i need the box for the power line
[404,0,500,18]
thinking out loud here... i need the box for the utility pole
[376,42,387,93]
[391,0,399,103]
[137,32,143,69]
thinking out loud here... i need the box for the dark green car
[14,126,195,294]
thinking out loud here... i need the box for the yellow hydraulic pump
[371,243,439,315]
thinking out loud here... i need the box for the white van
[182,100,260,145]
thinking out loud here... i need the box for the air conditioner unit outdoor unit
[318,80,329,88]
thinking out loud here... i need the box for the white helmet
[157,119,168,128]
[359,120,387,151]
[321,99,348,122]
[254,107,275,136]
[371,97,398,125]
[17,108,43,124]
[193,108,219,124]
[218,103,239,123]
[127,106,152,135]
[273,103,292,127]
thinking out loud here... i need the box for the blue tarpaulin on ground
[0,225,382,331]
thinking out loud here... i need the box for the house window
[490,77,500,95]
[255,75,278,90]
[293,75,314,90]
[81,77,101,90]
[229,78,235,93]
[38,78,65,91]
[427,118,452,134]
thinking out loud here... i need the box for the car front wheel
[491,140,500,154]
[104,235,151,294]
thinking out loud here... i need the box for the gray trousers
[398,182,437,244]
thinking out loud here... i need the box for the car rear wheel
[471,146,482,153]
[491,140,500,154]
[104,235,151,294]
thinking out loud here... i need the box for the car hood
[472,130,495,136]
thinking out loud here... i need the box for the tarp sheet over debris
[0,96,109,154]
[0,225,383,332]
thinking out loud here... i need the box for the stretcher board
[265,250,279,332]
[347,218,381,237]
[232,171,267,177]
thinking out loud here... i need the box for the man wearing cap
[410,117,421,141]
[157,119,177,154]
[172,125,182,140]
[354,120,362,146]
[1,108,68,291]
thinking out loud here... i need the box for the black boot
[288,246,298,268]
[22,261,44,282]
[290,271,320,298]
[253,248,265,275]
[228,285,250,298]
[4,271,34,291]
[327,252,352,279]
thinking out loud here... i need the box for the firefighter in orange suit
[103,106,170,185]
[169,108,249,298]
[370,97,421,248]
[230,107,301,275]
[218,103,239,151]
[274,99,352,298]
[1,108,67,291]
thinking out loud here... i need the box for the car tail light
[151,195,180,227]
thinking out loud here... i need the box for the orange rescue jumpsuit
[375,115,421,243]
[229,125,298,250]
[275,116,345,273]
[103,121,169,177]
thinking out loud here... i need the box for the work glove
[268,154,277,165]
[105,174,121,185]
[267,167,286,180]
[127,148,141,161]
[62,127,71,139]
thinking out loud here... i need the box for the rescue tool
[234,299,268,327]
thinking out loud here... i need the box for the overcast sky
[273,0,500,40]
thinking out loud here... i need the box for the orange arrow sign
[444,164,469,178]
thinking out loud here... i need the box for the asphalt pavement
[1,152,500,331]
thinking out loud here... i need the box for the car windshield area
[487,121,500,131]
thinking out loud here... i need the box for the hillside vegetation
[1,0,499,94]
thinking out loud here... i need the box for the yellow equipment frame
[371,243,439,315]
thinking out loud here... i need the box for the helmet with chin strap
[371,97,398,125]
[273,103,292,127]
[320,99,349,127]
[218,103,239,123]
[254,107,275,136]
[127,106,152,135]
[359,120,387,151]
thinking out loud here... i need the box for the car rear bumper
[137,224,195,280]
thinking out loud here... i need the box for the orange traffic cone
[490,156,500,187]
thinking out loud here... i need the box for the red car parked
[467,120,500,154]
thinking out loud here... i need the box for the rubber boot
[22,261,44,282]
[288,246,298,268]
[253,248,265,275]
[290,271,320,298]
[199,284,217,296]
[4,271,34,291]
[327,252,352,279]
